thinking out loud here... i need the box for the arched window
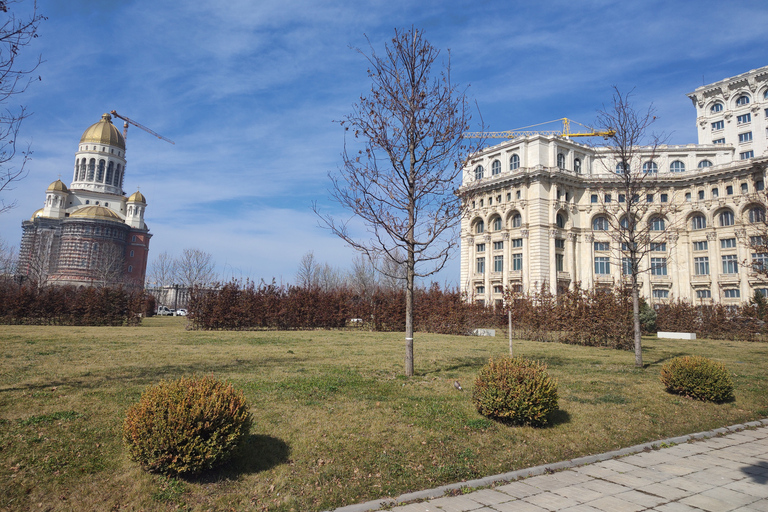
[491,160,501,176]
[650,216,665,231]
[511,213,522,228]
[105,162,114,184]
[749,207,766,224]
[557,153,565,169]
[592,216,609,231]
[556,213,566,228]
[764,90,768,100]
[736,94,750,106]
[475,220,484,234]
[510,154,520,171]
[492,217,502,231]
[73,160,79,182]
[670,160,685,173]
[616,162,629,174]
[474,165,484,180]
[574,158,581,174]
[643,161,658,174]
[711,102,723,113]
[79,160,86,181]
[719,210,734,226]
[96,160,105,182]
[698,160,713,168]
[114,165,122,186]
[691,214,706,230]
[620,216,631,230]
[87,159,96,181]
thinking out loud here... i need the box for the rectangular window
[622,257,633,275]
[506,192,511,201]
[647,194,653,203]
[512,238,523,248]
[496,195,501,203]
[696,289,711,299]
[591,194,598,203]
[476,243,485,252]
[739,132,753,143]
[737,113,751,124]
[555,254,564,272]
[721,238,737,248]
[757,181,765,191]
[651,242,667,252]
[724,289,740,299]
[493,285,504,294]
[651,257,667,276]
[594,256,610,275]
[722,254,739,274]
[493,241,503,250]
[693,241,708,251]
[741,182,749,193]
[660,193,668,202]
[741,150,755,160]
[605,194,612,203]
[476,257,485,274]
[493,255,503,272]
[512,254,523,271]
[713,138,726,144]
[479,199,483,207]
[712,120,724,131]
[694,257,710,275]
[756,288,768,297]
[488,197,492,205]
[698,190,705,200]
[727,185,733,195]
[751,236,764,246]
[712,188,719,197]
[752,253,768,272]
[594,241,610,251]
[476,286,485,294]
[618,194,626,203]
[685,192,692,202]
[555,238,565,249]
[653,289,669,299]
[516,190,521,199]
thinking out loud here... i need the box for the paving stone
[491,501,548,512]
[613,489,668,507]
[621,450,681,467]
[602,471,658,488]
[523,491,578,510]
[680,493,739,512]
[687,466,743,485]
[636,481,691,500]
[725,479,768,498]
[659,475,715,494]
[423,496,486,512]
[730,498,768,512]
[464,489,513,507]
[523,471,591,491]
[699,487,760,507]
[557,506,603,512]
[652,503,703,512]
[571,465,617,479]
[579,479,631,496]
[654,463,699,476]
[552,484,604,503]
[390,503,440,512]
[493,481,541,499]
[622,467,670,483]
[593,459,641,473]
[585,495,645,512]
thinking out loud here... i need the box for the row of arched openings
[74,158,122,187]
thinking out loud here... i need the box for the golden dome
[80,113,125,150]
[30,208,44,221]
[47,179,68,192]
[70,205,122,221]
[127,190,146,203]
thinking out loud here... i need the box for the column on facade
[708,231,721,302]
[736,228,750,300]
[668,232,682,300]
[484,234,492,304]
[566,232,576,291]
[549,228,557,295]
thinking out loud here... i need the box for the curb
[325,418,768,512]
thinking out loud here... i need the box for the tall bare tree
[594,87,667,367]
[348,253,378,298]
[316,28,475,375]
[175,248,217,288]
[91,242,125,288]
[296,251,320,290]
[0,0,45,215]
[147,250,176,287]
[0,235,16,276]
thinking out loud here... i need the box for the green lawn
[1,317,766,511]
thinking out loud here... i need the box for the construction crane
[110,110,175,146]
[464,118,615,140]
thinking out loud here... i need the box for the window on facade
[751,235,764,247]
[757,181,765,191]
[670,160,685,173]
[476,257,485,274]
[712,188,719,198]
[619,194,626,203]
[711,102,723,113]
[651,257,667,276]
[726,185,733,195]
[493,241,503,250]
[711,120,724,131]
[476,286,485,294]
[594,241,609,251]
[488,197,492,206]
[741,150,755,160]
[653,289,669,299]
[574,158,581,174]
[491,159,501,176]
[696,289,712,299]
[506,192,511,201]
[605,194,612,203]
[721,238,737,249]
[512,254,523,271]
[621,257,634,275]
[512,238,523,248]
[557,153,565,169]
[693,241,708,251]
[493,285,504,294]
[474,165,484,180]
[493,255,503,272]
[594,256,610,275]
[691,215,706,230]
[510,154,520,171]
[556,213,566,228]
[511,213,522,228]
[724,289,740,298]
[698,160,713,168]
[713,138,726,144]
[619,216,631,230]
[739,132,753,143]
[660,193,668,202]
[643,161,658,174]
[476,243,485,252]
[592,217,609,231]
[615,162,628,174]
[591,194,598,203]
[128,265,133,273]
[651,242,667,252]
[87,159,95,181]
[650,216,665,231]
[756,288,768,297]
[737,113,751,124]
[647,194,653,203]
[698,190,705,200]
[516,190,521,199]
[694,257,710,275]
[97,160,105,182]
[722,254,739,274]
[555,254,564,272]
[736,94,750,106]
[497,195,502,203]
[492,217,502,231]
[749,207,766,223]
[741,182,749,194]
[752,253,768,273]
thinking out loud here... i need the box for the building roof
[127,190,146,203]
[70,205,122,221]
[47,179,68,192]
[30,208,44,221]
[80,113,126,150]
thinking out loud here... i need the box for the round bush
[123,375,252,475]
[472,357,558,427]
[660,355,734,403]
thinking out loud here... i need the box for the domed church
[17,113,151,287]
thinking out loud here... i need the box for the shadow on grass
[187,434,291,483]
[489,408,572,429]
[646,352,689,367]
[420,356,488,375]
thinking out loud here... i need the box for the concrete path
[330,420,768,512]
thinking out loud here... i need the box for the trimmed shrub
[660,356,734,403]
[123,375,252,475]
[472,357,558,427]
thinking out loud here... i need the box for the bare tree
[316,262,343,292]
[147,250,176,287]
[296,251,320,290]
[0,1,46,215]
[175,248,217,288]
[348,253,378,298]
[316,28,475,376]
[0,235,16,276]
[594,87,668,367]
[379,248,407,292]
[91,242,125,288]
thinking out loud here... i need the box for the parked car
[156,306,174,316]
[175,309,188,316]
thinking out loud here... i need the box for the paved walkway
[330,420,768,512]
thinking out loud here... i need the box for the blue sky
[1,0,767,286]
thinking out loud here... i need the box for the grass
[0,316,767,511]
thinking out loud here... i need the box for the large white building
[459,66,768,306]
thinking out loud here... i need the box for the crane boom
[464,117,615,140]
[110,110,175,145]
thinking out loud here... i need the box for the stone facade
[459,66,768,306]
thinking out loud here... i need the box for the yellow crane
[464,118,615,140]
[110,110,175,146]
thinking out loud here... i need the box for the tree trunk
[405,249,414,376]
[632,278,642,367]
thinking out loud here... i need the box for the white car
[175,309,188,316]
[156,306,174,316]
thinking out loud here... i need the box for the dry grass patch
[0,317,766,511]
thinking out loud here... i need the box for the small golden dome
[47,179,68,193]
[30,208,44,221]
[127,190,146,203]
[80,113,125,150]
[70,205,122,221]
